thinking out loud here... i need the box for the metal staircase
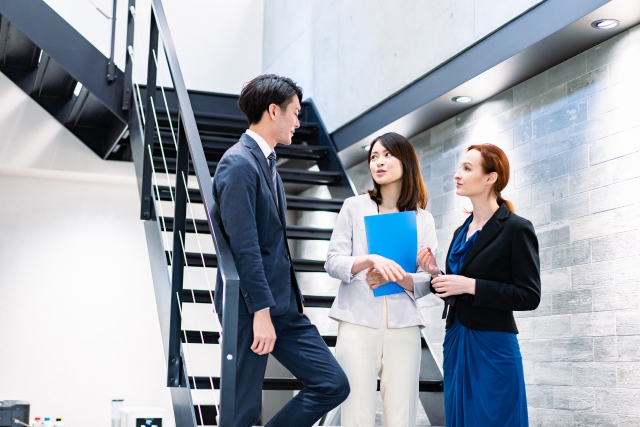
[0,0,129,160]
[0,0,445,425]
[136,84,445,427]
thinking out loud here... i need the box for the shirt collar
[245,129,273,159]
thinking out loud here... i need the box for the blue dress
[443,216,528,426]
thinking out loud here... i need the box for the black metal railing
[125,1,240,425]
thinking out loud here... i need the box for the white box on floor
[120,407,167,427]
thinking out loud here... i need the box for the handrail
[131,1,241,426]
[149,2,238,284]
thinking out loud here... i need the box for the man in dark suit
[213,74,349,427]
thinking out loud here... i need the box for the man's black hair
[238,74,303,125]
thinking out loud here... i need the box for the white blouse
[325,194,438,329]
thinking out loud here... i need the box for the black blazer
[432,204,541,333]
[212,134,301,316]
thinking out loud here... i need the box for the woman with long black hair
[418,143,541,426]
[325,132,438,426]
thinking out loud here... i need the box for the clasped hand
[365,254,405,290]
[417,247,476,298]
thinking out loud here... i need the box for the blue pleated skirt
[443,316,528,427]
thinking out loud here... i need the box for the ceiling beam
[333,0,640,167]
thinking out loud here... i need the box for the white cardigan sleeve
[412,212,439,299]
[324,198,359,284]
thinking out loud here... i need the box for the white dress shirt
[325,194,438,329]
[246,129,273,159]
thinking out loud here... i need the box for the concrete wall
[0,70,175,425]
[43,0,264,94]
[262,0,543,133]
[348,24,640,426]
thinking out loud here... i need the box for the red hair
[467,144,515,213]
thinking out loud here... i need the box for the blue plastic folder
[364,211,417,297]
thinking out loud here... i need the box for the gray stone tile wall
[346,24,640,426]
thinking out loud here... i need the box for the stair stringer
[130,92,199,427]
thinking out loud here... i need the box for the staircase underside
[0,0,128,160]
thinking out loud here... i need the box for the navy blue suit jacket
[212,133,301,316]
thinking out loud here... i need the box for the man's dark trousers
[223,290,349,427]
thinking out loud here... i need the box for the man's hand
[251,309,276,355]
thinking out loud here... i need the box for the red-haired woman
[418,143,541,426]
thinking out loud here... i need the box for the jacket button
[285,253,290,260]
[244,292,249,298]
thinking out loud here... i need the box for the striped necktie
[268,151,278,203]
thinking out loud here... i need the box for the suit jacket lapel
[460,204,510,274]
[276,173,286,224]
[243,134,281,214]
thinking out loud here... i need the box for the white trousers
[335,299,421,427]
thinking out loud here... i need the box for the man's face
[274,96,301,146]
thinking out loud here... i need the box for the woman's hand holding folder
[352,254,406,283]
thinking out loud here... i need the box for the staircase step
[161,217,332,240]
[155,133,330,162]
[181,289,335,308]
[192,405,443,427]
[283,195,344,213]
[189,376,444,392]
[193,405,217,426]
[152,157,342,185]
[154,110,319,142]
[0,16,41,74]
[181,328,431,350]
[168,251,325,273]
[156,186,344,213]
[181,330,338,348]
[30,52,76,100]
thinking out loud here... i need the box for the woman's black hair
[368,132,427,211]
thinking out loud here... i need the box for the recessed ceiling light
[362,145,371,151]
[591,19,620,29]
[452,96,473,103]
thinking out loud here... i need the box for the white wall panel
[0,67,175,426]
[263,0,544,132]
